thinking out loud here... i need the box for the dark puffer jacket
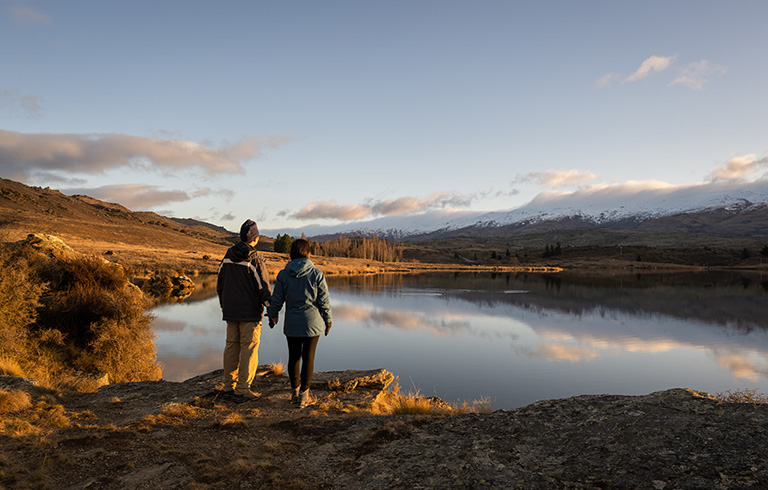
[217,242,271,322]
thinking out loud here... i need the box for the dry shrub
[0,245,45,369]
[0,239,162,387]
[715,388,768,404]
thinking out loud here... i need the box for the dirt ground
[2,371,768,489]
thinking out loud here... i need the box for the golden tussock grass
[0,395,70,436]
[215,411,246,429]
[141,403,201,426]
[0,358,25,377]
[715,388,768,404]
[262,361,286,377]
[370,379,493,416]
[0,389,32,413]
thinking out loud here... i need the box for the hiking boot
[298,389,313,409]
[231,390,261,404]
[290,387,300,405]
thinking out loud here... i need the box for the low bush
[0,236,161,390]
[715,388,768,404]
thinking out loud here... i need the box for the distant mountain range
[265,180,768,244]
[2,177,766,250]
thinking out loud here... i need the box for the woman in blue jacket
[267,238,332,408]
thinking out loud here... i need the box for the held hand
[269,317,278,328]
[325,322,332,336]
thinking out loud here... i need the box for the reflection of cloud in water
[525,343,602,362]
[334,305,470,336]
[152,317,187,332]
[710,352,767,382]
[191,326,212,337]
[529,327,768,380]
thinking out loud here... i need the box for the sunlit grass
[715,388,768,404]
[263,361,286,377]
[0,391,70,436]
[370,378,492,416]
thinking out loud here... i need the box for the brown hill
[0,177,235,246]
[0,178,256,275]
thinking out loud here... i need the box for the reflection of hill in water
[328,271,768,332]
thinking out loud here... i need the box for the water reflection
[153,271,768,408]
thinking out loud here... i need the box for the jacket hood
[227,241,257,262]
[287,258,314,278]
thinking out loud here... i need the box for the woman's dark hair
[290,238,312,260]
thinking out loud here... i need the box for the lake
[151,270,768,409]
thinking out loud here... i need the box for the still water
[152,271,768,409]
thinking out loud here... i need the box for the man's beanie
[240,219,260,243]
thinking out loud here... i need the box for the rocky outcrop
[2,370,767,489]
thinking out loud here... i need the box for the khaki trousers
[223,321,262,395]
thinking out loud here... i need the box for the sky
[2,0,768,235]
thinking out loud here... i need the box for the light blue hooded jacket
[266,258,332,337]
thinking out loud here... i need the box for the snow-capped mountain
[264,180,768,241]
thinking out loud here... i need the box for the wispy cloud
[0,89,45,118]
[294,201,371,221]
[598,55,725,90]
[709,154,768,181]
[0,130,293,180]
[63,183,190,210]
[293,192,473,221]
[8,5,51,24]
[514,169,600,188]
[593,73,621,89]
[625,55,677,82]
[670,60,727,90]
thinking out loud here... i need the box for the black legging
[287,336,320,391]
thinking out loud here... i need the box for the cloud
[370,192,472,215]
[0,130,293,181]
[514,169,600,188]
[63,183,190,210]
[670,60,727,90]
[334,305,470,336]
[9,6,51,24]
[625,55,677,82]
[526,342,601,362]
[709,154,768,181]
[294,201,372,220]
[293,192,474,221]
[192,187,234,201]
[593,73,621,89]
[0,89,45,118]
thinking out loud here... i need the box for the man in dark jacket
[217,219,271,403]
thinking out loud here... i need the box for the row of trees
[274,234,404,262]
[542,242,563,258]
